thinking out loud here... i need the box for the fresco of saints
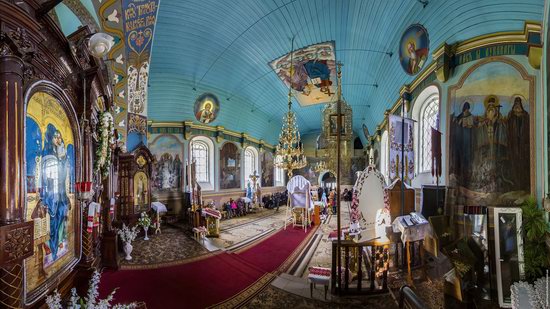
[453,101,476,183]
[40,124,71,261]
[196,101,215,124]
[407,41,428,75]
[507,96,530,191]
[472,96,511,192]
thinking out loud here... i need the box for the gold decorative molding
[528,45,543,69]
[149,120,276,150]
[454,21,541,55]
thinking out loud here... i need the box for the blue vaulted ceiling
[57,0,545,145]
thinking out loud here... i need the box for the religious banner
[448,58,534,206]
[25,92,78,299]
[269,41,337,107]
[388,114,414,182]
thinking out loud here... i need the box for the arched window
[244,147,258,183]
[189,136,215,190]
[412,85,440,174]
[419,97,439,172]
[274,155,285,186]
[191,141,209,182]
[380,130,389,183]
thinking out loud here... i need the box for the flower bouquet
[137,212,151,240]
[46,269,137,309]
[117,224,139,260]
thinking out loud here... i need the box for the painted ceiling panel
[148,0,544,144]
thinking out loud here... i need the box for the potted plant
[117,224,139,261]
[46,269,137,308]
[138,212,151,241]
[521,196,550,281]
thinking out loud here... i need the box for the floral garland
[94,112,115,179]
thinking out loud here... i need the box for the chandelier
[275,89,307,178]
[275,37,307,178]
[313,160,329,173]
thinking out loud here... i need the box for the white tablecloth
[151,202,167,213]
[391,213,431,243]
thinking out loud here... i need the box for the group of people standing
[316,187,353,215]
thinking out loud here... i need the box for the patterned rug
[387,269,445,309]
[120,227,209,269]
[240,285,398,309]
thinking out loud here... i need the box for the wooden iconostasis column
[0,46,34,309]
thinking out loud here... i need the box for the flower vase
[123,242,133,261]
[144,226,149,240]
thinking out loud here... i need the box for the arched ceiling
[57,0,545,144]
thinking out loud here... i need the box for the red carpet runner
[99,227,314,309]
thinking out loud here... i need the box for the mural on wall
[123,0,159,115]
[220,142,241,189]
[25,92,77,295]
[270,41,337,107]
[149,134,183,191]
[127,113,148,151]
[448,58,533,206]
[261,151,274,187]
[293,157,320,186]
[389,115,415,183]
[194,93,220,124]
[399,24,429,75]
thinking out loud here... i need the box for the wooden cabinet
[117,145,154,224]
[386,179,415,221]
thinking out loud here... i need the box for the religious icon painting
[269,41,337,107]
[362,123,370,140]
[25,91,77,297]
[194,93,220,124]
[399,24,430,75]
[329,114,346,136]
[448,58,534,206]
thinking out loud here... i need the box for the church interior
[1,0,550,308]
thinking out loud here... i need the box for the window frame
[189,136,215,190]
[418,96,439,173]
[243,146,259,184]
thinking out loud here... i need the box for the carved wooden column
[79,121,96,266]
[0,41,34,309]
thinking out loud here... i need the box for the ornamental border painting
[399,24,429,75]
[194,93,220,124]
[24,91,79,300]
[447,57,535,207]
[269,41,337,107]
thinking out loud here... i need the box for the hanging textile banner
[269,41,337,107]
[123,0,160,151]
[388,114,414,182]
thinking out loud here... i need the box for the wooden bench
[308,266,331,300]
